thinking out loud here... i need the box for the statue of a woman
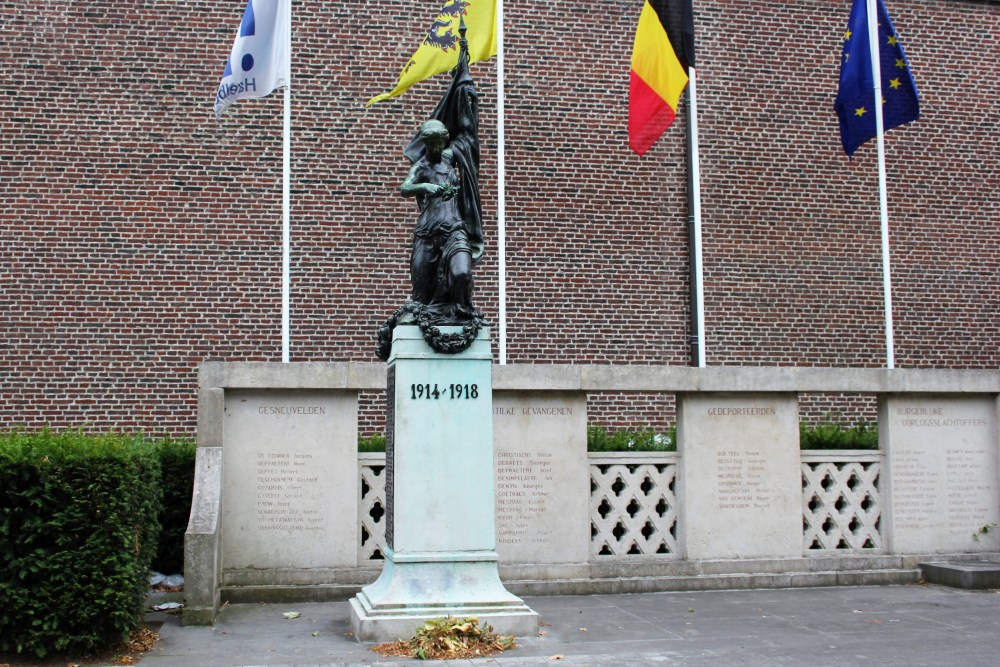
[402,119,476,320]
[401,36,484,324]
[376,28,487,360]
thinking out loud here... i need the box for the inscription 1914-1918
[409,383,479,400]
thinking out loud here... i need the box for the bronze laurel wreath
[376,302,487,361]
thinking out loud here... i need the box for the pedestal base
[349,327,538,643]
[349,548,538,642]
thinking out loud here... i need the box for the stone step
[219,567,923,604]
[920,560,1000,590]
[505,567,921,597]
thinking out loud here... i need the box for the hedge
[0,430,162,657]
[800,420,879,450]
[152,437,196,575]
[587,426,677,452]
[360,422,879,452]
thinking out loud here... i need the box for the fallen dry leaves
[124,626,159,654]
[370,617,515,660]
[371,640,511,660]
[151,584,182,593]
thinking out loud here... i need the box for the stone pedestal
[349,326,537,642]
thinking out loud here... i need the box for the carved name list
[495,450,555,546]
[254,449,324,532]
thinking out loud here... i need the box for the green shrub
[0,429,162,658]
[587,426,676,452]
[586,421,879,451]
[152,437,196,575]
[359,434,387,452]
[800,419,879,450]
[362,429,679,453]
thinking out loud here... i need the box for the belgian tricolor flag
[629,0,695,155]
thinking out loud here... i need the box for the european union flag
[835,0,920,156]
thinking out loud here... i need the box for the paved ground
[140,584,1000,667]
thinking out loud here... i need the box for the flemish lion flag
[629,0,695,155]
[367,0,497,106]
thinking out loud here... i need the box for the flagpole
[496,0,508,365]
[866,0,895,369]
[687,67,706,368]
[281,0,292,363]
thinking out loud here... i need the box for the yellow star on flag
[835,0,921,155]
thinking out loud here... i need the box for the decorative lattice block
[802,454,883,552]
[590,456,679,558]
[359,456,387,561]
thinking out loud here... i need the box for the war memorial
[179,1,999,645]
[2,0,998,652]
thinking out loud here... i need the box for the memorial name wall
[227,394,998,565]
[495,449,554,546]
[222,390,358,575]
[492,392,589,565]
[254,451,322,532]
[681,394,803,559]
[186,364,1000,625]
[886,396,1000,552]
[715,448,770,511]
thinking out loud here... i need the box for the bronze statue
[377,23,487,360]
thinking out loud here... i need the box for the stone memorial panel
[222,389,358,576]
[679,393,802,559]
[492,392,588,565]
[884,395,999,553]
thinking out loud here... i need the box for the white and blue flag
[214,0,290,118]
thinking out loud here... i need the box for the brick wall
[2,1,997,436]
